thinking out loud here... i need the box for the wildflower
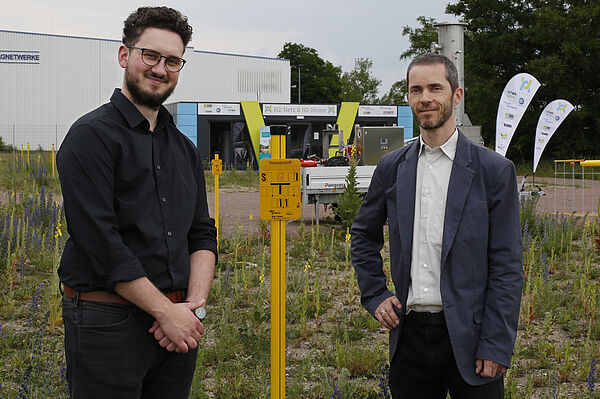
[55,221,63,239]
[330,384,342,399]
[541,252,549,281]
[589,357,597,392]
[259,273,265,286]
[377,365,391,398]
[345,228,351,244]
[249,213,254,221]
[304,262,311,273]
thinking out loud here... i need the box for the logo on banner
[520,77,533,92]
[557,103,567,111]
[505,113,515,120]
[500,132,508,138]
[519,98,525,105]
[503,123,512,128]
[264,105,272,112]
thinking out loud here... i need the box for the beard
[412,96,453,130]
[124,67,175,110]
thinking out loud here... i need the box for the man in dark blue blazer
[351,53,523,398]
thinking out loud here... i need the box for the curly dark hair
[122,7,193,50]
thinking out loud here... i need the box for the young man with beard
[351,53,522,398]
[57,7,217,399]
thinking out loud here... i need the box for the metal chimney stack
[433,22,467,127]
[432,22,482,144]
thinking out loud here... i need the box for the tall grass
[0,167,599,397]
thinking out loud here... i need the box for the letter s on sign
[261,173,266,182]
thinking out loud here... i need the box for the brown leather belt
[63,286,185,305]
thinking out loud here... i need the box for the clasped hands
[148,299,206,353]
[375,296,507,378]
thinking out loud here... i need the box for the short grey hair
[406,53,459,94]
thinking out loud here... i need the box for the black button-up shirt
[57,89,217,293]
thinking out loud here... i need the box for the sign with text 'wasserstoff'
[259,159,301,220]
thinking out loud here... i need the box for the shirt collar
[418,128,459,161]
[110,88,174,131]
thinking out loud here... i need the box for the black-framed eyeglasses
[127,46,186,72]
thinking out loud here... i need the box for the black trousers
[62,295,198,399]
[389,312,504,399]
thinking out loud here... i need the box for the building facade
[0,30,290,150]
[165,101,414,169]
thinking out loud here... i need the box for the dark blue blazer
[351,131,523,386]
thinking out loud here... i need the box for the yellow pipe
[581,160,600,167]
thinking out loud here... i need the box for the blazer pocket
[473,304,483,324]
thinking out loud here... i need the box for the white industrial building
[0,30,290,150]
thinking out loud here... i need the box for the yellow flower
[345,228,351,244]
[55,222,63,239]
[249,213,254,221]
[259,274,265,286]
[304,262,311,273]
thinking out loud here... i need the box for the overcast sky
[1,0,458,96]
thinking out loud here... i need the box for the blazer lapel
[396,141,419,266]
[441,132,474,266]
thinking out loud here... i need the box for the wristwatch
[194,306,206,321]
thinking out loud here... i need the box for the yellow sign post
[211,154,223,247]
[259,125,300,399]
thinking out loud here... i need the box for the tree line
[278,0,600,160]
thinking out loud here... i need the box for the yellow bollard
[211,154,223,249]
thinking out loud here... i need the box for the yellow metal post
[52,144,55,179]
[270,125,286,399]
[211,154,223,248]
[213,154,220,247]
[259,125,299,399]
[21,145,23,163]
[27,143,30,168]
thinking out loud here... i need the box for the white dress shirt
[406,129,458,313]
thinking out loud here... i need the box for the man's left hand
[475,359,507,378]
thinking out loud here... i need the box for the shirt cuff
[106,256,147,292]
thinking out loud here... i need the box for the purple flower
[330,384,342,399]
[589,357,597,392]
